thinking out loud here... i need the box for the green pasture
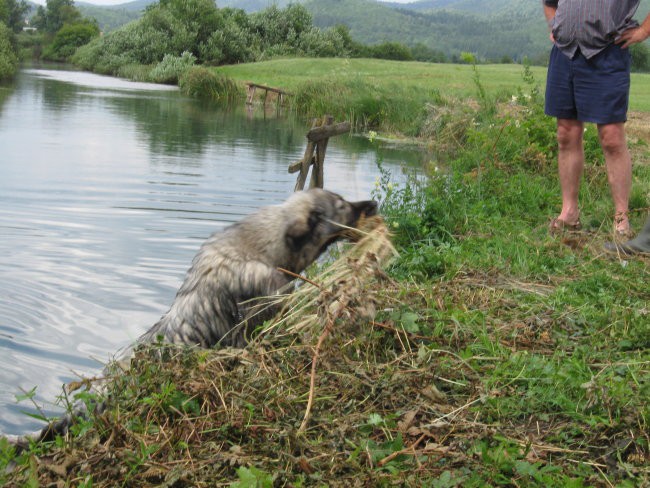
[217,57,650,113]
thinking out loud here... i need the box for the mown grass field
[2,58,649,487]
[216,57,650,114]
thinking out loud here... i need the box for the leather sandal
[614,211,633,239]
[549,217,582,235]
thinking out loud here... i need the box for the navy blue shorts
[545,43,631,124]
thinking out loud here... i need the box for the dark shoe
[603,241,648,256]
[604,215,650,257]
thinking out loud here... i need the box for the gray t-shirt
[544,0,640,58]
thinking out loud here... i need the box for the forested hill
[305,0,549,62]
[380,0,537,15]
[304,0,650,62]
[380,0,650,16]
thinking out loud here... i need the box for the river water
[0,65,422,435]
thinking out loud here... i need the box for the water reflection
[0,66,424,435]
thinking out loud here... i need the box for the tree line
[0,0,27,80]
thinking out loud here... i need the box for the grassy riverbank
[216,57,650,112]
[209,58,650,140]
[1,59,649,486]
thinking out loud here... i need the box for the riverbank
[1,60,649,486]
[215,58,650,137]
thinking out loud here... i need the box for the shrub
[369,42,413,61]
[0,22,17,81]
[148,51,196,84]
[298,26,348,58]
[178,66,243,102]
[249,4,312,51]
[71,1,206,75]
[631,42,650,72]
[44,22,99,61]
[199,21,255,65]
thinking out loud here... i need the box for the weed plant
[148,51,197,85]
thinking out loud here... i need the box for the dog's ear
[285,209,321,251]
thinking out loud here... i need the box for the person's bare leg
[598,122,632,235]
[555,118,584,225]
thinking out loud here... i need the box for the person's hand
[616,26,650,48]
[549,32,555,43]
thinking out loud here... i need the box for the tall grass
[289,76,443,136]
[178,66,244,103]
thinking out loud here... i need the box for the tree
[0,0,29,33]
[45,21,99,60]
[630,42,650,72]
[33,0,82,34]
[0,21,18,80]
[249,4,312,50]
[370,42,413,61]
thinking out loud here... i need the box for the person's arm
[616,13,650,48]
[543,1,558,41]
[543,1,557,23]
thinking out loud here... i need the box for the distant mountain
[384,0,650,16]
[77,3,144,31]
[306,0,650,62]
[77,0,154,12]
[304,0,548,62]
[380,0,519,14]
[217,0,297,12]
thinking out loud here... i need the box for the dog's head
[284,189,378,264]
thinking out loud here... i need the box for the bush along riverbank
[0,22,18,81]
[1,67,649,487]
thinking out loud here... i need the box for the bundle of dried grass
[261,215,396,341]
[255,214,397,431]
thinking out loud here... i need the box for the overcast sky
[30,0,420,5]
[29,0,418,5]
[31,0,130,4]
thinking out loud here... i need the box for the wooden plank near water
[292,116,347,191]
[245,82,292,106]
[306,121,350,142]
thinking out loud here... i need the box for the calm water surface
[0,66,422,435]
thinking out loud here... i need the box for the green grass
[216,57,650,113]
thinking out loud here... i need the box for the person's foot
[614,211,633,239]
[549,215,581,235]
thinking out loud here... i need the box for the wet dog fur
[4,189,377,448]
[138,188,377,348]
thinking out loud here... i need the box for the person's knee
[598,125,627,156]
[556,122,583,150]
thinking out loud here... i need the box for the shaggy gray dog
[138,188,377,348]
[4,189,377,448]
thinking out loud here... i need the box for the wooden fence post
[288,116,351,191]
